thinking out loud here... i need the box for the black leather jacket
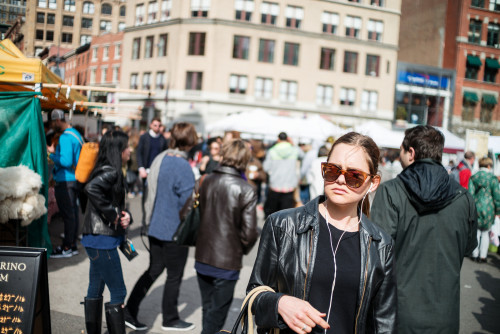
[247,196,397,334]
[83,165,131,236]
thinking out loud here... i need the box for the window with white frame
[132,38,141,59]
[316,84,333,106]
[186,71,203,90]
[118,22,126,31]
[285,5,303,29]
[103,46,109,60]
[64,0,75,11]
[158,34,167,57]
[49,0,57,9]
[148,1,158,23]
[191,0,210,17]
[161,0,172,21]
[279,80,297,102]
[229,74,248,94]
[145,36,154,58]
[114,43,121,58]
[361,90,378,111]
[136,4,145,25]
[235,0,254,21]
[90,68,97,84]
[143,72,151,90]
[322,11,339,34]
[345,16,362,38]
[92,47,98,60]
[371,0,384,6]
[100,20,111,31]
[81,35,92,45]
[38,0,47,8]
[82,1,94,14]
[130,73,139,89]
[261,2,279,25]
[340,87,356,105]
[367,19,383,41]
[101,67,108,83]
[489,0,500,11]
[255,77,273,99]
[112,66,119,83]
[156,71,165,89]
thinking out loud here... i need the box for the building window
[345,16,362,38]
[255,77,273,99]
[46,31,54,41]
[81,35,92,44]
[365,54,380,76]
[132,38,141,59]
[81,18,92,29]
[130,73,139,89]
[361,90,378,111]
[235,0,253,21]
[83,1,94,14]
[322,11,338,34]
[233,35,250,59]
[90,68,97,84]
[158,34,168,57]
[343,51,358,73]
[348,0,360,2]
[36,12,44,23]
[480,94,496,123]
[100,20,111,32]
[320,48,335,70]
[229,74,248,94]
[489,0,500,11]
[487,23,499,47]
[37,0,47,8]
[101,3,112,15]
[62,15,73,26]
[145,36,154,58]
[36,30,44,40]
[191,0,210,17]
[148,1,158,23]
[465,55,481,79]
[101,67,108,83]
[114,43,121,58]
[136,4,145,25]
[368,20,383,41]
[48,0,57,9]
[188,32,206,55]
[471,0,484,8]
[283,42,299,66]
[186,71,203,90]
[261,1,279,25]
[64,0,75,12]
[468,19,482,43]
[156,71,165,89]
[371,0,384,6]
[484,58,499,82]
[340,88,356,105]
[113,66,120,83]
[258,39,275,63]
[103,46,109,60]
[92,47,98,60]
[143,72,151,90]
[285,5,303,29]
[462,92,478,121]
[279,80,297,102]
[120,5,125,16]
[118,22,126,31]
[47,13,55,24]
[161,0,172,21]
[316,84,333,106]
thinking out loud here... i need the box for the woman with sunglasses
[247,132,396,333]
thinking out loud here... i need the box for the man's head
[400,125,444,168]
[464,151,475,165]
[51,109,67,132]
[149,117,162,134]
[278,132,288,142]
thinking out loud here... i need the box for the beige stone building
[25,0,126,57]
[117,0,401,131]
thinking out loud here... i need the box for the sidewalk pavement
[47,196,500,333]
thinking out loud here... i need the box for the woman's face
[324,143,376,207]
[122,147,131,163]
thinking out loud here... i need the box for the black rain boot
[84,297,103,334]
[104,302,125,334]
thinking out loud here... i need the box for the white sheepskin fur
[0,165,47,226]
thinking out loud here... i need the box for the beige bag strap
[241,286,277,334]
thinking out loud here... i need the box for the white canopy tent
[354,121,405,149]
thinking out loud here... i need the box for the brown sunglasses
[321,162,377,189]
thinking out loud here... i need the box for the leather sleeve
[239,187,259,255]
[373,241,397,333]
[85,169,119,226]
[137,135,146,169]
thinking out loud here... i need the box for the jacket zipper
[354,236,371,334]
[303,228,314,300]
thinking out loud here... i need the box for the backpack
[67,130,99,183]
[450,163,468,183]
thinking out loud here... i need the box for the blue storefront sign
[398,71,449,89]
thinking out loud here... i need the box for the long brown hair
[327,132,380,217]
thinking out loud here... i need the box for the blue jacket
[50,128,83,182]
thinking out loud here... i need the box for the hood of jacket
[397,158,462,214]
[269,142,299,160]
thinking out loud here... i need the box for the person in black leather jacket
[247,132,397,334]
[81,130,132,334]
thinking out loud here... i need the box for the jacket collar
[299,195,382,241]
[213,165,242,177]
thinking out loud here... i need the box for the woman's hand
[120,211,131,229]
[278,295,330,333]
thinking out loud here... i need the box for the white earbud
[368,182,374,193]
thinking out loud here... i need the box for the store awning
[485,58,500,69]
[482,94,497,105]
[467,55,482,67]
[463,91,479,102]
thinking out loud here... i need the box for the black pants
[197,272,237,334]
[141,177,148,226]
[126,236,188,325]
[54,181,79,248]
[264,189,295,218]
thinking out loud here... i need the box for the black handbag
[119,237,138,261]
[172,176,204,246]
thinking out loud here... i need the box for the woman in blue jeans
[81,130,132,334]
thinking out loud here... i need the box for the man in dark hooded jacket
[371,125,477,334]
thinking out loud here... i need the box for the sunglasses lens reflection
[322,164,367,189]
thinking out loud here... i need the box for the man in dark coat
[137,118,168,226]
[371,125,477,334]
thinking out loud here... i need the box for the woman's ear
[369,175,381,193]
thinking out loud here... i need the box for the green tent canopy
[482,94,498,105]
[463,91,479,103]
[467,55,482,67]
[485,58,500,69]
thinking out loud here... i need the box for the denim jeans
[197,272,237,334]
[85,247,127,305]
[55,181,80,248]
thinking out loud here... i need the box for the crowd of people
[44,109,500,334]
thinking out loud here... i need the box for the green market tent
[0,91,51,253]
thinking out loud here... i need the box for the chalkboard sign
[0,246,51,334]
